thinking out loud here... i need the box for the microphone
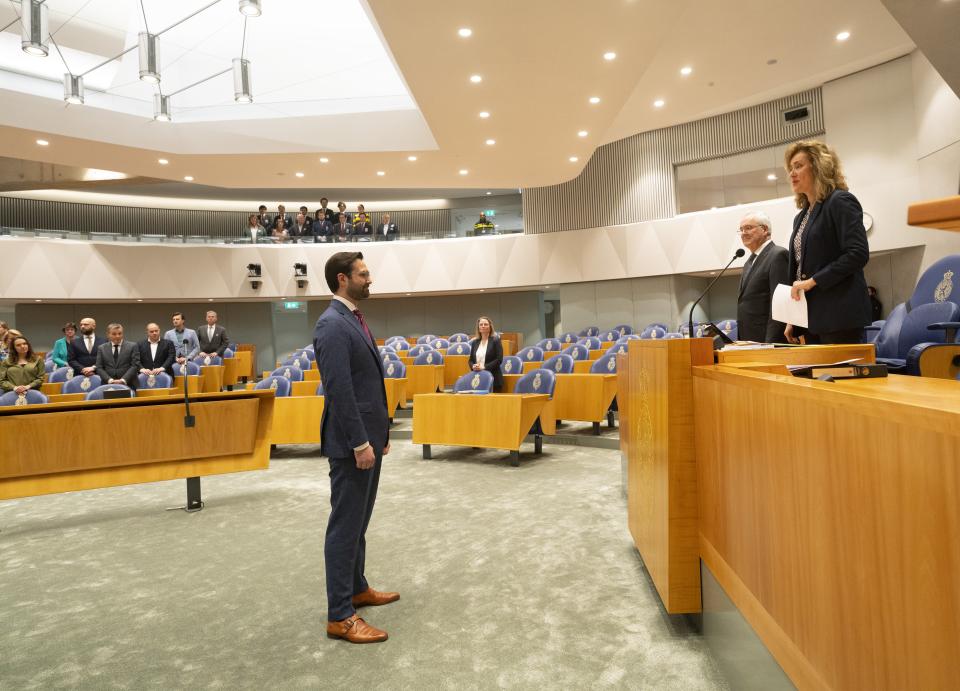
[688,249,746,341]
[182,344,195,428]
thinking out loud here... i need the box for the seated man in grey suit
[376,213,398,241]
[736,210,790,343]
[96,323,141,389]
[289,213,313,243]
[197,310,229,357]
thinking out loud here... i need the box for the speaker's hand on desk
[354,445,376,470]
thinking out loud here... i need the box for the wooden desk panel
[412,393,555,451]
[40,382,62,395]
[552,374,618,423]
[716,343,875,366]
[233,349,254,379]
[384,378,407,414]
[406,365,445,401]
[271,396,324,445]
[444,355,470,387]
[694,366,960,690]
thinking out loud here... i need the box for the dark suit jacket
[96,341,141,389]
[138,338,175,376]
[313,219,333,240]
[787,189,872,334]
[351,222,372,237]
[318,208,336,223]
[333,222,353,240]
[737,241,790,343]
[313,299,389,459]
[376,223,399,241]
[468,336,504,391]
[289,222,312,241]
[272,213,292,230]
[68,335,107,372]
[197,324,229,356]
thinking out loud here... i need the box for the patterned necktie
[794,205,814,280]
[353,309,373,343]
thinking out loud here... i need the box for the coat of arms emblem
[935,270,954,303]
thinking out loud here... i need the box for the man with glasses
[736,210,789,343]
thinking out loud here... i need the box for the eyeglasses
[736,224,763,234]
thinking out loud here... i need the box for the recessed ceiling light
[569,156,579,162]
[653,99,665,108]
[485,138,496,146]
[470,75,482,83]
[184,176,194,181]
[836,31,850,41]
[158,158,168,165]
[603,51,617,61]
[408,155,417,161]
[485,191,492,195]
[376,171,385,176]
[577,130,588,137]
[208,298,214,302]
[295,172,304,178]
[36,139,49,146]
[137,298,143,302]
[589,96,600,104]
[680,66,693,76]
[767,173,777,181]
[458,28,472,38]
[406,292,411,296]
[459,169,469,175]
[319,157,329,163]
[479,289,485,292]
[479,111,490,118]
[34,299,42,302]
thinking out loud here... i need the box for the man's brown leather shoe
[326,614,388,643]
[352,587,400,608]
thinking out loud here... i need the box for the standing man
[197,310,230,358]
[95,323,141,389]
[314,252,397,644]
[736,210,790,343]
[165,312,200,364]
[318,198,336,223]
[138,322,176,377]
[376,213,398,241]
[273,204,292,231]
[68,317,106,376]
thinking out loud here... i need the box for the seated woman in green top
[0,334,45,395]
[51,321,76,369]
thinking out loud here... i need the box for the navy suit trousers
[325,452,383,621]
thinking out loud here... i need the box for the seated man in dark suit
[96,323,141,389]
[351,218,373,238]
[333,213,353,242]
[376,213,399,241]
[736,210,790,343]
[138,322,175,377]
[68,316,107,376]
[197,310,229,357]
[313,213,333,242]
[289,213,312,243]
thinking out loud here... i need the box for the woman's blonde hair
[473,316,495,340]
[784,139,848,208]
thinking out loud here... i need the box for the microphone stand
[688,249,746,339]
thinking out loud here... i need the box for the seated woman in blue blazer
[468,316,504,392]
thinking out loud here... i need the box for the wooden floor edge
[699,535,831,691]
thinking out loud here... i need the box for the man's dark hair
[325,252,364,293]
[172,312,184,320]
[258,204,266,212]
[320,197,328,204]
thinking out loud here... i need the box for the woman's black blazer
[787,189,872,334]
[468,336,503,391]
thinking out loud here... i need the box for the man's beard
[347,284,369,301]
[80,327,94,335]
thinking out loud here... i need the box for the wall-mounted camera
[294,262,308,289]
[247,263,262,289]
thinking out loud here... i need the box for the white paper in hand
[772,283,808,328]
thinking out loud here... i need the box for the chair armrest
[864,324,884,333]
[906,342,960,377]
[927,321,960,343]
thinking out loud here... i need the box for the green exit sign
[483,210,496,216]
[283,301,302,310]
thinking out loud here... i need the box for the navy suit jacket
[313,299,389,459]
[138,338,176,376]
[787,189,871,334]
[68,335,108,372]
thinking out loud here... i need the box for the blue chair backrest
[640,326,666,339]
[897,302,960,353]
[193,354,223,367]
[618,334,642,343]
[578,327,600,337]
[381,351,402,363]
[49,366,72,383]
[271,366,305,382]
[316,383,325,396]
[874,304,907,359]
[416,334,437,345]
[562,344,589,360]
[386,337,409,350]
[414,350,444,365]
[446,342,470,356]
[44,359,55,373]
[408,344,434,357]
[173,361,201,376]
[254,375,292,397]
[223,348,235,358]
[537,338,562,352]
[679,323,706,338]
[453,370,493,393]
[383,360,406,378]
[85,384,133,400]
[379,344,396,353]
[517,346,544,362]
[664,332,684,340]
[909,254,960,310]
[600,330,619,342]
[558,331,578,345]
[645,322,669,332]
[63,374,102,394]
[591,353,619,374]
[865,320,886,344]
[138,372,173,389]
[280,354,309,370]
[449,333,471,343]
[296,348,316,362]
[501,355,523,374]
[0,389,48,406]
[578,337,602,350]
[544,353,575,373]
[606,343,629,355]
[431,338,451,350]
[614,324,634,336]
[515,368,557,398]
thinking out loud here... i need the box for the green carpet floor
[0,440,727,689]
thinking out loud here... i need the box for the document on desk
[772,283,808,328]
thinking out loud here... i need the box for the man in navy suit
[314,251,397,644]
[67,316,107,376]
[138,322,176,377]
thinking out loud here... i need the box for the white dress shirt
[475,339,488,369]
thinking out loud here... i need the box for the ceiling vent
[783,105,811,124]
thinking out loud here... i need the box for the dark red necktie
[353,309,373,343]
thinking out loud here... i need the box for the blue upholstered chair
[255,375,292,397]
[561,344,589,360]
[430,338,451,350]
[62,374,102,394]
[875,302,960,374]
[501,355,523,375]
[515,368,556,398]
[44,359,55,373]
[618,334,642,342]
[316,383,325,396]
[416,334,437,345]
[383,360,406,378]
[0,389,48,406]
[408,344,434,358]
[379,344,396,352]
[578,327,600,337]
[453,370,493,393]
[446,342,470,356]
[716,319,738,340]
[537,338,562,352]
[644,322,669,332]
[280,353,309,370]
[271,365,305,382]
[516,346,544,362]
[591,353,619,374]
[296,348,316,362]
[600,330,619,342]
[606,343,629,355]
[172,361,201,376]
[614,324,634,336]
[85,384,134,400]
[577,336,602,350]
[558,331,578,345]
[138,372,173,389]
[415,350,444,365]
[544,353,575,373]
[49,366,73,383]
[381,351,402,364]
[193,354,223,367]
[449,333,471,343]
[386,336,409,349]
[664,332,684,340]
[640,326,666,339]
[864,320,885,344]
[223,348,235,358]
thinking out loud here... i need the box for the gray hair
[106,322,123,332]
[740,210,772,237]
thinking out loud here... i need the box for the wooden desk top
[715,342,875,366]
[0,389,273,417]
[907,194,960,231]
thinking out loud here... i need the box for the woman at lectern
[784,140,871,344]
[0,335,44,395]
[468,316,504,393]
